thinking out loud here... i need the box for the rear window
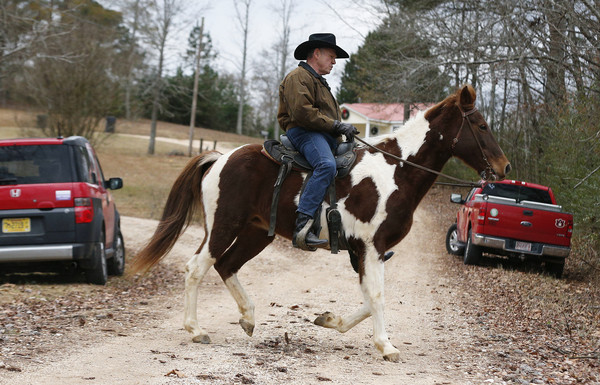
[482,183,552,204]
[0,145,74,185]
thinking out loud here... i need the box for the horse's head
[438,85,511,181]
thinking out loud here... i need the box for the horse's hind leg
[184,244,215,343]
[214,224,274,338]
[223,274,255,336]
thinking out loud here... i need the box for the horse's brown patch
[378,138,402,165]
[372,189,414,256]
[345,177,378,222]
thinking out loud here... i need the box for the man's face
[313,47,337,75]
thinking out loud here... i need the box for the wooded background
[1,0,598,261]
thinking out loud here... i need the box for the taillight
[477,206,487,225]
[567,219,573,238]
[74,197,93,223]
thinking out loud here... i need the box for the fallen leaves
[165,369,185,378]
[0,264,181,371]
[431,186,600,384]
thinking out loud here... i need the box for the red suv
[0,136,124,284]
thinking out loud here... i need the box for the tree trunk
[148,39,165,155]
[188,18,204,156]
[544,1,566,112]
[124,0,141,121]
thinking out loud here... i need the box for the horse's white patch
[393,111,430,159]
[338,112,430,242]
[293,172,309,209]
[202,146,246,234]
[339,152,397,241]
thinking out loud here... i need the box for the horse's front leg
[314,304,371,332]
[314,249,400,361]
[362,249,400,362]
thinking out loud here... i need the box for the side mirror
[450,193,464,204]
[106,177,123,190]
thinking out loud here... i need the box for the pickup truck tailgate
[477,195,572,247]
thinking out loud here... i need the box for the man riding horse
[277,33,359,251]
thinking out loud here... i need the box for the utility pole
[234,0,251,136]
[188,17,204,157]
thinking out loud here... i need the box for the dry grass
[0,107,263,144]
[95,134,193,219]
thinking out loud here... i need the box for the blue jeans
[286,127,337,217]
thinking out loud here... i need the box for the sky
[173,0,384,93]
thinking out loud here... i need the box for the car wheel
[107,231,125,276]
[445,223,465,255]
[85,230,108,285]
[463,229,482,265]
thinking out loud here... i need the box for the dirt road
[3,206,485,385]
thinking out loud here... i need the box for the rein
[353,105,492,187]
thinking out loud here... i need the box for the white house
[339,103,433,138]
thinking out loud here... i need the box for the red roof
[342,103,432,122]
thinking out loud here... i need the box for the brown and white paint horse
[132,85,511,362]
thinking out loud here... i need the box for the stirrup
[293,232,328,251]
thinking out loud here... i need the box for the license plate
[515,241,532,252]
[2,218,31,233]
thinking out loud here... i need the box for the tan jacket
[277,64,341,134]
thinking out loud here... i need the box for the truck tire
[85,231,108,285]
[463,229,482,265]
[107,231,125,276]
[445,224,465,255]
[545,260,564,279]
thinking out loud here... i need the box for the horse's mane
[424,85,475,122]
[362,85,476,147]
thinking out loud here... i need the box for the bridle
[453,105,496,181]
[353,104,497,185]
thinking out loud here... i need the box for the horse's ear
[459,85,476,108]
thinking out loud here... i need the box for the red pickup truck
[445,180,573,277]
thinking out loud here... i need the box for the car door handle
[520,221,532,227]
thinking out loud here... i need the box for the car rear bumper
[0,243,96,263]
[473,233,571,258]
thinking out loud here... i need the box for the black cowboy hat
[294,33,349,60]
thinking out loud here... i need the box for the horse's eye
[479,124,488,130]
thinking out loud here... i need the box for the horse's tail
[131,151,222,274]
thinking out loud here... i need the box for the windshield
[481,183,552,204]
[0,145,74,185]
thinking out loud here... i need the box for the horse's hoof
[192,334,211,344]
[239,318,254,337]
[314,311,335,327]
[383,351,400,362]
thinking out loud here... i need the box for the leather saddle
[262,135,358,179]
[261,135,394,273]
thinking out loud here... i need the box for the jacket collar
[298,61,331,91]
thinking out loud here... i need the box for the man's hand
[333,120,359,141]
